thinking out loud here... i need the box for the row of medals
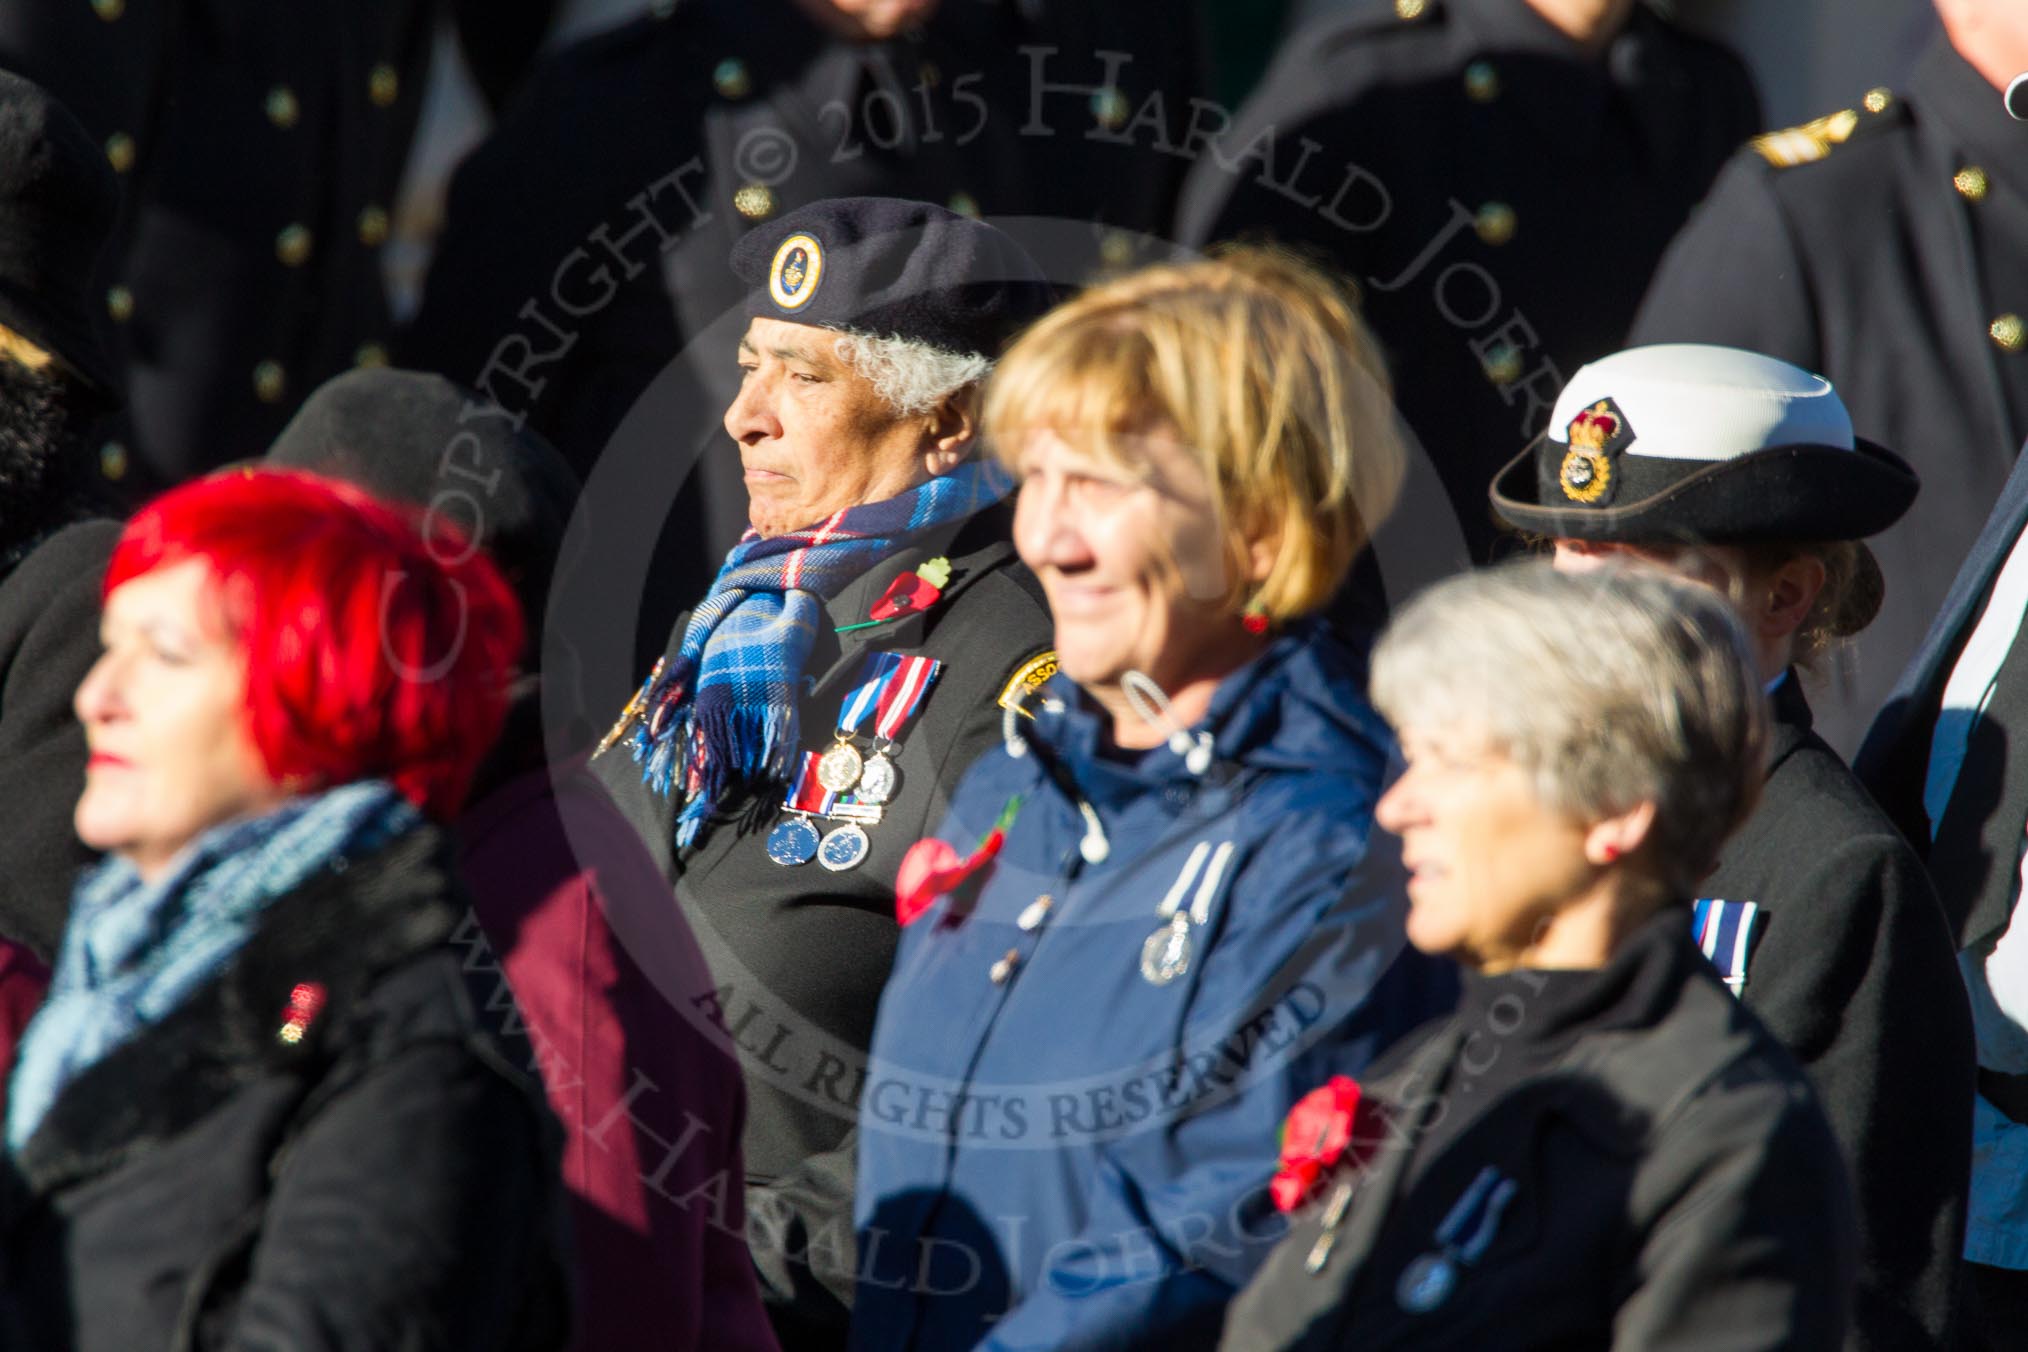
[766,736,899,872]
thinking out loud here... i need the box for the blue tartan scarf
[629,461,1009,847]
[6,780,418,1151]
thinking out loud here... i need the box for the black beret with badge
[1489,344,1918,544]
[0,68,119,396]
[731,196,1055,359]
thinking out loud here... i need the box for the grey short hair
[833,331,990,416]
[1370,560,1768,898]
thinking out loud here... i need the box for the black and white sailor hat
[1488,344,1917,544]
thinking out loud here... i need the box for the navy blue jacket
[851,625,1454,1350]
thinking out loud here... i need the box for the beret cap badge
[1558,399,1630,505]
[769,233,823,311]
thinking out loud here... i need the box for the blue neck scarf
[6,780,419,1150]
[628,460,1009,847]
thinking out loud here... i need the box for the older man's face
[726,317,935,537]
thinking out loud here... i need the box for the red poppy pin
[276,981,327,1046]
[870,556,954,622]
[1271,1075,1383,1213]
[894,795,1022,926]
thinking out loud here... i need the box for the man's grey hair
[833,331,990,416]
[1370,559,1769,898]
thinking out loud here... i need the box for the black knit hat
[732,196,1054,357]
[0,70,119,394]
[265,368,581,633]
[1489,344,1918,543]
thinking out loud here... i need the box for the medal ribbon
[784,751,838,816]
[1434,1167,1518,1263]
[836,652,943,743]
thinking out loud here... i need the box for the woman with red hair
[0,469,570,1350]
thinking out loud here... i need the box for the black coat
[590,506,1052,1344]
[0,823,572,1352]
[1630,38,2028,754]
[0,519,115,960]
[1174,0,1758,569]
[400,0,1206,446]
[1219,910,1857,1352]
[0,0,437,492]
[1702,676,1972,1351]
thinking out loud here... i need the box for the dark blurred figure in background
[0,0,559,496]
[268,367,780,1352]
[1632,0,2028,754]
[397,0,1206,650]
[1176,0,1758,575]
[0,71,122,1061]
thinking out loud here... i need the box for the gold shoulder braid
[1751,108,1860,169]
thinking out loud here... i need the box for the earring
[1600,843,1622,864]
[1241,596,1271,636]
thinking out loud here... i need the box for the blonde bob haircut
[981,246,1406,622]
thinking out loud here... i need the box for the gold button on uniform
[1091,87,1131,132]
[1464,61,1500,103]
[733,183,777,220]
[253,361,287,403]
[275,224,313,267]
[1993,314,2026,353]
[105,133,135,173]
[947,191,979,218]
[357,206,390,247]
[265,86,300,129]
[99,441,128,481]
[368,63,399,107]
[1481,343,1524,386]
[354,343,390,368]
[106,286,134,323]
[1475,202,1517,246]
[1100,230,1135,268]
[920,61,941,88]
[713,59,751,100]
[1956,166,1990,202]
[91,0,123,20]
[1395,0,1427,19]
[1864,87,1893,115]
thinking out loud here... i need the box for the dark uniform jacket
[1702,674,1971,1351]
[0,823,572,1351]
[403,0,1205,467]
[0,0,436,491]
[0,518,115,960]
[1219,908,1858,1352]
[1631,39,2028,754]
[591,505,1052,1343]
[1174,0,1758,569]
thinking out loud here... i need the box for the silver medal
[1139,913,1194,985]
[1395,1253,1458,1314]
[766,816,820,866]
[817,822,871,872]
[816,740,864,793]
[856,751,899,805]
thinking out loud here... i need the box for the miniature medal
[817,822,871,872]
[766,817,821,866]
[856,750,899,805]
[816,738,864,794]
[1395,1253,1459,1313]
[1140,912,1194,985]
